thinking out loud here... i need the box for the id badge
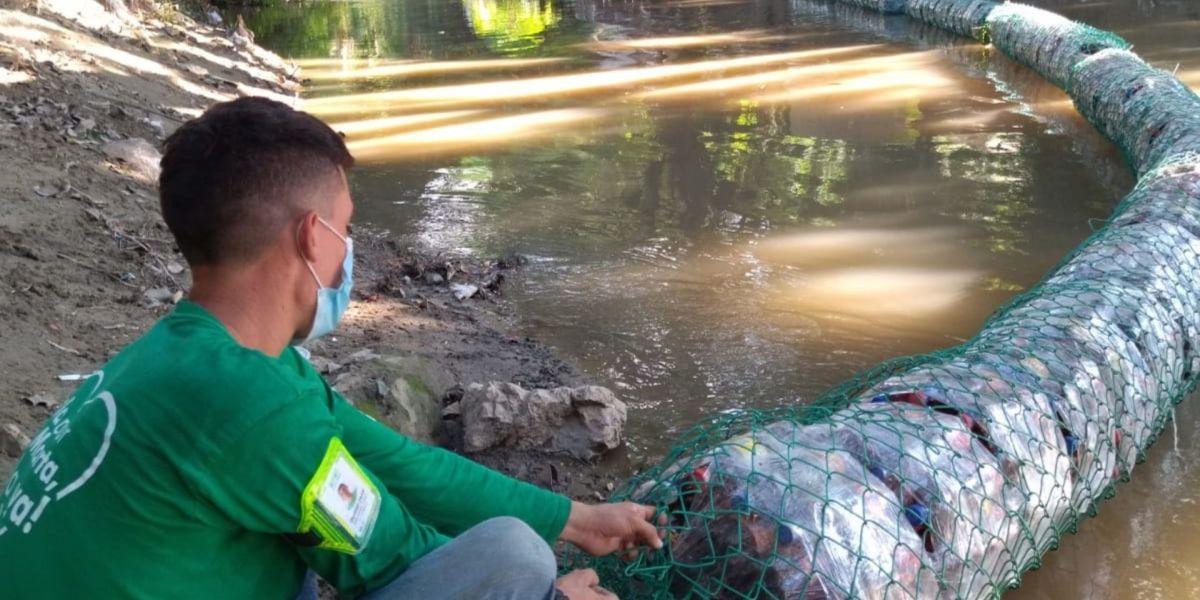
[299,438,381,554]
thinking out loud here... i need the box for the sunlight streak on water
[302,44,885,115]
[303,57,566,81]
[346,108,608,161]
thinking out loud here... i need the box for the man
[0,97,660,599]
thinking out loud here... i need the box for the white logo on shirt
[0,371,117,537]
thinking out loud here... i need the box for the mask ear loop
[296,220,326,289]
[317,216,348,244]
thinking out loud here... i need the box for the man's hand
[556,569,617,599]
[560,501,664,557]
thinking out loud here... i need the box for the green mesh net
[838,0,907,15]
[905,0,995,40]
[569,1,1200,599]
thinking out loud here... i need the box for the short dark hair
[159,97,354,266]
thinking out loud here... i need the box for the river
[242,1,1200,597]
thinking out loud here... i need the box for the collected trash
[573,2,1200,599]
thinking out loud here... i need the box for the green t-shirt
[0,301,571,599]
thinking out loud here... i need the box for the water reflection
[242,1,1200,598]
[464,0,560,54]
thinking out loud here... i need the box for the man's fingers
[579,568,600,587]
[594,585,619,599]
[639,503,657,522]
[634,516,663,549]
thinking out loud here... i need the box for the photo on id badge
[320,456,377,540]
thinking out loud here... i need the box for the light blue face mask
[297,217,353,345]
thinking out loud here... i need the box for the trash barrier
[838,0,908,15]
[985,3,1130,89]
[905,0,995,40]
[572,2,1200,599]
[1069,49,1200,176]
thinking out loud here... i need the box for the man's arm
[194,397,450,598]
[329,389,572,542]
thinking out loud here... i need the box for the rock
[24,392,58,409]
[460,383,627,459]
[424,272,445,285]
[307,354,343,375]
[140,118,165,139]
[142,287,176,308]
[2,424,30,458]
[451,283,479,301]
[333,355,453,443]
[442,401,462,418]
[101,137,161,181]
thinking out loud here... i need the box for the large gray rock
[332,355,452,444]
[461,382,627,459]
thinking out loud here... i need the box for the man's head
[160,98,356,345]
[160,97,353,267]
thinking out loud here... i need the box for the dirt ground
[0,1,624,499]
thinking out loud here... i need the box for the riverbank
[0,1,624,500]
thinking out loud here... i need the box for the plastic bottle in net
[857,366,1073,573]
[828,400,1019,598]
[985,3,1130,89]
[650,421,941,599]
[904,0,995,39]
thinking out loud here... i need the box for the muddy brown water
[243,0,1200,597]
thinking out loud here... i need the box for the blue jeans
[296,517,559,600]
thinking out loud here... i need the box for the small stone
[166,261,185,275]
[442,402,462,418]
[24,392,58,409]
[451,283,479,301]
[140,118,165,138]
[101,137,162,181]
[2,424,31,458]
[424,272,445,285]
[348,349,381,363]
[307,355,343,375]
[142,287,175,308]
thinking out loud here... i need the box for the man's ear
[295,211,323,264]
